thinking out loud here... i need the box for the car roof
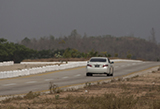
[90,57,108,60]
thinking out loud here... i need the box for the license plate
[95,65,99,67]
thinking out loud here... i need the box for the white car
[86,57,114,76]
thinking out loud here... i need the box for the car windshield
[90,58,106,62]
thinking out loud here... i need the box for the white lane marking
[3,83,16,86]
[45,79,54,81]
[32,88,38,90]
[127,64,131,66]
[121,65,125,67]
[26,81,37,84]
[62,76,68,79]
[75,74,81,77]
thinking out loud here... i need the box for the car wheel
[111,68,114,76]
[86,73,89,76]
[107,68,113,76]
[107,69,111,76]
[110,68,113,76]
[86,73,92,76]
[107,74,110,76]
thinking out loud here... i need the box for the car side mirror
[111,61,114,64]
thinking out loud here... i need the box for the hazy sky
[0,0,160,42]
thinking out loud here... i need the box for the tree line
[1,29,160,62]
[0,38,35,63]
[0,38,114,63]
[19,29,160,61]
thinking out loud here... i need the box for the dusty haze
[0,0,160,42]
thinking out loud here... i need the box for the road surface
[0,61,160,96]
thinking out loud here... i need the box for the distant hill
[19,31,160,61]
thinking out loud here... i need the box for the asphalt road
[0,61,160,96]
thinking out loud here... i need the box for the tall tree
[150,28,156,44]
[21,37,31,46]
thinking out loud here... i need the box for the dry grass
[1,71,160,109]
